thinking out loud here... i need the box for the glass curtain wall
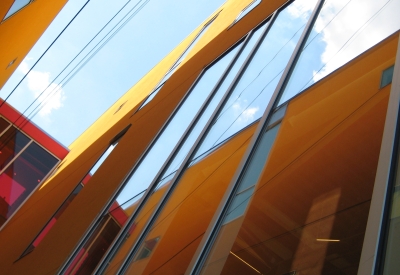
[0,117,59,228]
[199,47,391,275]
[62,35,244,275]
[279,0,400,105]
[20,137,122,258]
[138,15,218,110]
[113,1,319,273]
[99,23,267,274]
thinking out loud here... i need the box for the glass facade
[138,14,218,111]
[0,117,59,227]
[20,130,125,258]
[55,0,400,274]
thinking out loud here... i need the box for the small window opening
[380,65,395,88]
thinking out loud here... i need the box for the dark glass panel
[0,142,57,226]
[380,65,395,88]
[0,117,10,134]
[0,127,30,171]
[65,216,120,275]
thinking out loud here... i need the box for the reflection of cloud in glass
[287,0,315,20]
[312,0,400,82]
[232,100,260,124]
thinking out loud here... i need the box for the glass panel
[279,0,400,104]
[382,181,400,274]
[119,122,258,275]
[139,15,217,110]
[200,56,391,275]
[380,65,395,88]
[22,141,119,256]
[22,184,84,256]
[100,41,247,273]
[65,216,121,275]
[0,127,30,171]
[194,0,317,160]
[235,0,262,23]
[236,123,280,193]
[3,0,31,20]
[223,186,255,224]
[0,117,10,134]
[66,38,240,274]
[0,143,58,227]
[162,41,244,177]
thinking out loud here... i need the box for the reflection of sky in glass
[116,41,240,208]
[280,0,400,104]
[139,16,216,110]
[161,43,242,177]
[196,0,316,155]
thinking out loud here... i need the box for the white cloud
[287,0,315,20]
[309,0,400,82]
[18,61,66,118]
[232,100,259,123]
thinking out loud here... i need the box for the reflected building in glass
[1,0,400,274]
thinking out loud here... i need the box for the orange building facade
[1,0,400,274]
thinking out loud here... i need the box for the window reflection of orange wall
[201,34,397,275]
[104,122,257,274]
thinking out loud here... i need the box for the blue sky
[1,0,226,146]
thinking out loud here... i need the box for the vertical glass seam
[135,12,221,113]
[57,59,211,275]
[115,12,279,275]
[186,1,325,273]
[95,34,252,275]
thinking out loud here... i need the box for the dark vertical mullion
[186,0,325,274]
[116,12,279,275]
[57,63,208,275]
[367,35,400,275]
[93,35,250,275]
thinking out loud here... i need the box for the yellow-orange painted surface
[0,0,67,89]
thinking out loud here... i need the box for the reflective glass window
[0,127,30,171]
[21,139,120,257]
[0,117,10,134]
[380,65,395,88]
[138,15,217,110]
[0,143,58,227]
[200,49,391,275]
[120,121,258,275]
[3,0,31,20]
[65,216,120,275]
[21,184,84,256]
[279,0,400,105]
[100,38,252,273]
[194,0,316,160]
[65,38,239,274]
